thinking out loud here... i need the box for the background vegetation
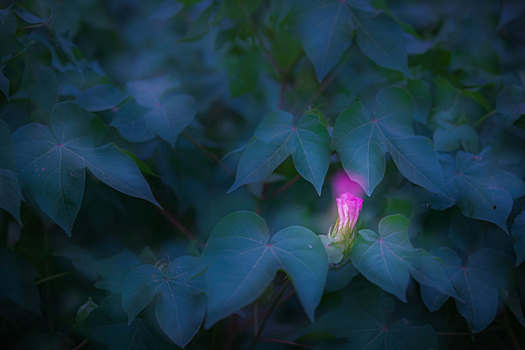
[1,0,524,349]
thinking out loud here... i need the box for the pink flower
[321,192,364,264]
[329,192,363,242]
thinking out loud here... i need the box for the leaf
[0,18,23,57]
[0,120,22,223]
[511,212,525,266]
[230,111,331,194]
[23,59,58,112]
[12,102,159,236]
[334,87,446,196]
[420,247,507,332]
[433,124,479,153]
[407,79,431,124]
[350,215,455,301]
[121,256,205,348]
[437,152,523,231]
[297,0,354,81]
[296,286,438,350]
[201,211,327,327]
[496,86,525,124]
[353,10,409,75]
[290,114,331,194]
[93,249,141,293]
[84,295,170,350]
[0,248,40,314]
[111,93,196,147]
[75,84,128,112]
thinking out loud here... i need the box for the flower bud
[321,192,363,264]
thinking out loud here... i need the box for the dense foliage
[1,0,525,349]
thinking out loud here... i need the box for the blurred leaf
[353,10,409,75]
[436,152,524,231]
[12,102,159,235]
[22,59,58,112]
[0,120,22,223]
[420,247,511,332]
[122,256,205,347]
[84,295,170,350]
[201,211,327,327]
[297,0,354,81]
[512,212,525,266]
[0,248,40,314]
[75,84,127,112]
[94,249,141,293]
[297,286,438,349]
[407,79,431,124]
[111,93,196,147]
[496,86,525,125]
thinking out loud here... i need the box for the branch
[249,278,290,349]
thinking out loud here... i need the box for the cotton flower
[321,192,363,264]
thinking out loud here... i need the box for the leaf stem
[182,132,235,175]
[158,208,204,247]
[474,109,497,127]
[249,278,290,349]
[36,271,71,285]
[72,339,88,350]
[259,338,313,349]
[265,174,301,199]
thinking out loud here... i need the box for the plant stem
[36,272,70,285]
[265,174,301,199]
[249,278,290,349]
[158,208,204,246]
[72,339,87,350]
[259,338,313,349]
[182,132,234,176]
[474,109,497,126]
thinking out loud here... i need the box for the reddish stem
[158,208,203,247]
[260,338,313,349]
[72,339,87,350]
[182,132,235,176]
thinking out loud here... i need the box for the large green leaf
[75,84,128,112]
[352,10,409,75]
[12,102,159,236]
[84,295,171,350]
[22,59,58,112]
[121,256,205,348]
[436,152,524,231]
[420,247,511,333]
[334,87,446,196]
[350,215,455,302]
[0,120,22,223]
[297,0,354,81]
[230,111,331,194]
[0,248,40,314]
[111,92,196,147]
[296,285,438,350]
[201,211,327,327]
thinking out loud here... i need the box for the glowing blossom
[321,192,364,264]
[329,192,363,242]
